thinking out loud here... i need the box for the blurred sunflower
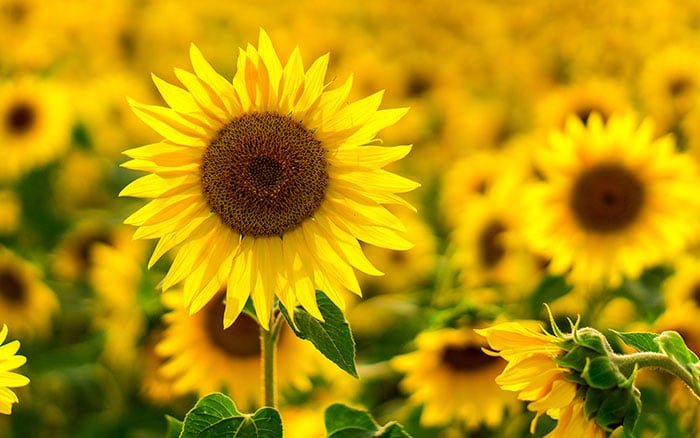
[0,247,58,338]
[120,29,417,329]
[535,78,630,130]
[525,112,700,287]
[439,149,505,229]
[0,77,71,182]
[0,324,29,415]
[357,208,437,296]
[662,255,700,311]
[0,190,20,235]
[451,167,544,299]
[639,45,700,134]
[391,326,519,430]
[156,290,324,411]
[88,241,147,374]
[51,221,138,283]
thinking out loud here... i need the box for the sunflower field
[3,0,700,437]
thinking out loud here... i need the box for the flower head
[525,112,700,287]
[477,317,640,437]
[120,29,417,329]
[0,324,29,415]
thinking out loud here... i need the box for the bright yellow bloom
[0,324,29,415]
[525,112,700,287]
[476,322,605,438]
[120,29,417,329]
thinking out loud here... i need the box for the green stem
[612,351,699,396]
[261,312,283,408]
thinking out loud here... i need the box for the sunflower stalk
[261,310,284,408]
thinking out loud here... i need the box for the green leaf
[324,403,412,438]
[611,331,662,354]
[530,275,573,315]
[180,393,283,438]
[656,331,700,366]
[165,415,183,438]
[281,290,358,378]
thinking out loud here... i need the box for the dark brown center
[690,283,700,307]
[669,77,692,98]
[204,295,260,358]
[200,112,328,237]
[570,164,645,233]
[479,220,506,268]
[441,344,497,372]
[0,269,25,304]
[5,101,36,136]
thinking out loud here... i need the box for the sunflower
[391,326,519,430]
[450,165,544,299]
[0,76,71,182]
[525,112,700,288]
[156,290,325,412]
[0,246,58,339]
[0,324,29,415]
[639,45,700,134]
[476,321,606,438]
[534,78,630,130]
[88,241,147,373]
[0,190,20,235]
[120,29,417,329]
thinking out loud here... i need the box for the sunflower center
[570,164,645,233]
[441,344,497,372]
[205,295,260,358]
[669,77,692,98]
[5,101,36,136]
[479,220,506,268]
[200,112,328,237]
[0,269,25,304]
[691,283,700,307]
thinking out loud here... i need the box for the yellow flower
[88,242,147,373]
[0,246,58,339]
[0,324,29,415]
[391,327,519,430]
[120,29,418,329]
[525,112,700,287]
[476,322,606,438]
[0,76,71,182]
[156,290,326,412]
[0,191,21,235]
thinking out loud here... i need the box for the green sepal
[280,290,358,378]
[165,415,183,438]
[582,356,624,389]
[557,345,594,372]
[595,387,641,432]
[583,386,605,421]
[573,329,608,355]
[324,403,412,438]
[180,392,283,438]
[611,331,662,354]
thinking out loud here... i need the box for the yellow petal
[329,144,412,170]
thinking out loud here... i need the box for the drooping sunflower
[0,324,29,415]
[476,321,606,438]
[0,246,58,339]
[525,112,700,287]
[391,326,519,430]
[0,76,71,182]
[120,29,417,328]
[156,290,325,412]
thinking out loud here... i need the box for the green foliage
[281,290,358,378]
[178,393,282,438]
[610,331,661,354]
[166,415,184,438]
[324,403,412,438]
